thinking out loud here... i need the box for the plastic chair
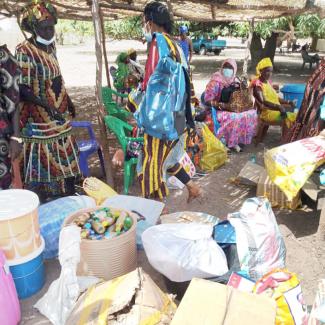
[104,115,143,194]
[71,121,106,178]
[102,87,130,121]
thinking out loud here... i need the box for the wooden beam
[100,7,111,88]
[242,18,254,76]
[91,0,114,187]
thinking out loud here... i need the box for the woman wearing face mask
[203,59,258,152]
[16,1,80,200]
[251,58,296,138]
[137,1,201,202]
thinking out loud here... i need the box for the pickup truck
[192,36,227,55]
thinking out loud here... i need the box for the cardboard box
[257,170,301,209]
[171,278,276,325]
[236,161,265,186]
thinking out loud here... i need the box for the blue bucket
[280,83,306,109]
[7,237,45,299]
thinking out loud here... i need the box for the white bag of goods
[39,196,96,259]
[228,197,286,281]
[142,223,228,282]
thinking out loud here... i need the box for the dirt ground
[19,40,324,324]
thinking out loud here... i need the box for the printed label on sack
[283,284,307,325]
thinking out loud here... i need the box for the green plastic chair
[102,87,130,121]
[104,115,143,194]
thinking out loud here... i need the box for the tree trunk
[250,32,263,71]
[263,32,278,65]
[311,35,319,51]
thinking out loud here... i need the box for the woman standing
[284,59,324,143]
[16,1,79,199]
[139,1,200,201]
[0,45,21,190]
[204,59,257,151]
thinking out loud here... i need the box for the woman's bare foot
[112,149,124,167]
[186,180,203,203]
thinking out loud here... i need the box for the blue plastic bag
[39,196,95,259]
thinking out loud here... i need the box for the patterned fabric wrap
[16,41,80,195]
[215,109,258,148]
[284,59,325,143]
[0,45,21,190]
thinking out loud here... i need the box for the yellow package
[83,177,117,205]
[265,133,325,200]
[254,269,307,325]
[200,124,227,172]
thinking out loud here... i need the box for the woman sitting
[250,57,296,140]
[203,59,258,152]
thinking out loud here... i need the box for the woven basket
[227,86,254,113]
[63,207,137,280]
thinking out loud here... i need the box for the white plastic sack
[228,197,286,281]
[142,223,228,282]
[35,225,98,325]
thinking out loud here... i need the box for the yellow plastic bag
[83,177,117,205]
[265,132,325,200]
[254,269,307,325]
[199,124,227,172]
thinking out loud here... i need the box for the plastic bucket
[0,250,21,325]
[63,207,137,281]
[0,189,41,260]
[7,237,45,299]
[280,83,306,109]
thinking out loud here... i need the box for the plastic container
[280,83,306,109]
[0,250,21,325]
[0,189,41,260]
[7,237,45,299]
[63,207,137,281]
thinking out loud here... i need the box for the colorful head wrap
[256,57,273,77]
[20,0,57,34]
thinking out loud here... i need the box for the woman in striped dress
[16,1,79,199]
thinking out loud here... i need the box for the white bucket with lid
[0,189,41,260]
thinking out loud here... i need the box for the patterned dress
[16,40,80,196]
[0,45,21,190]
[204,79,257,148]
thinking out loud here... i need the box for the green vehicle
[192,35,227,56]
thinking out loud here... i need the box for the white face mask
[142,22,152,43]
[36,34,55,46]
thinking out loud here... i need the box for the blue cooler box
[7,237,45,299]
[280,83,306,109]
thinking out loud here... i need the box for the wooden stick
[99,7,111,88]
[91,0,114,187]
[242,18,254,76]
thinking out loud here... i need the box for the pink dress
[204,77,257,148]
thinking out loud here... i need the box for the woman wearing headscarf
[16,1,80,199]
[114,52,130,92]
[203,59,258,152]
[138,1,200,202]
[284,59,324,143]
[250,57,296,130]
[0,45,22,190]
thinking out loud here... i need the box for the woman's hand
[280,106,287,118]
[67,96,76,118]
[45,105,65,123]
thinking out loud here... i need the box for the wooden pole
[91,0,114,186]
[99,7,111,88]
[242,18,254,76]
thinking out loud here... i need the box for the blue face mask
[223,68,234,78]
[142,23,152,43]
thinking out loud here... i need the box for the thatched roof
[0,0,323,22]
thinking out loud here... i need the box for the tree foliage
[104,16,143,40]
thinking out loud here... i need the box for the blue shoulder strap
[154,33,170,59]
